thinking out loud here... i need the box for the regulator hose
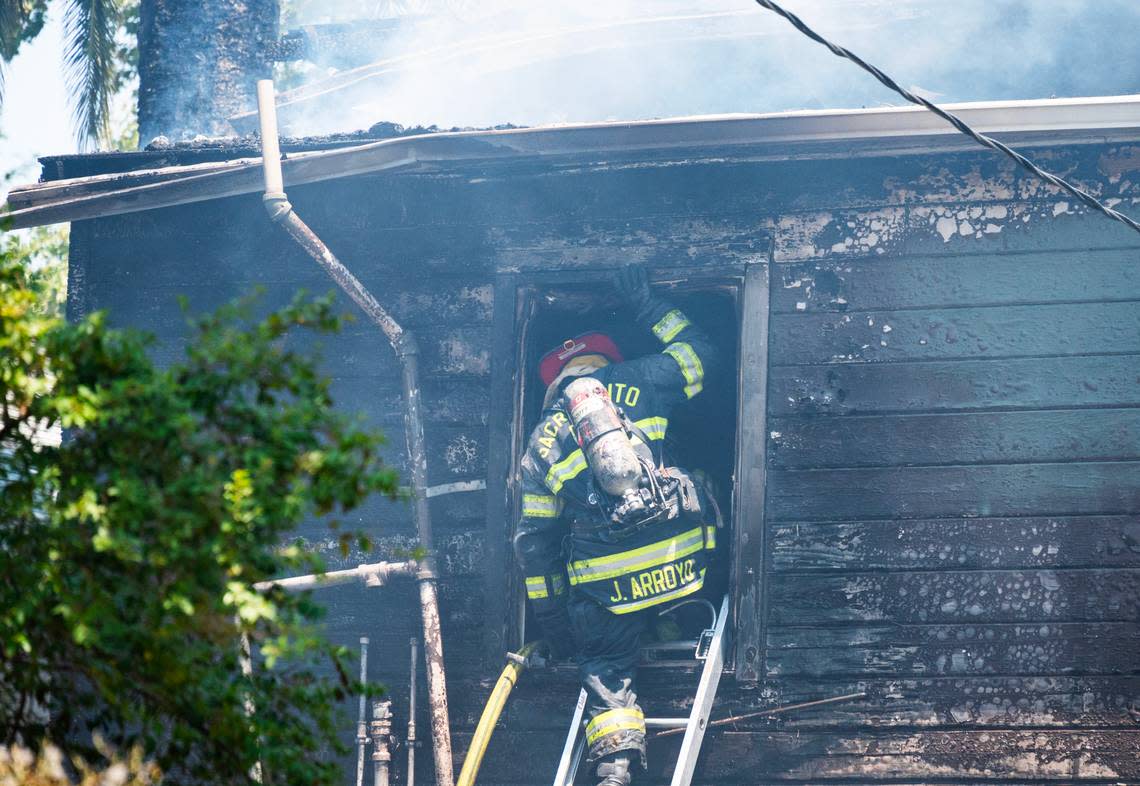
[455,642,541,786]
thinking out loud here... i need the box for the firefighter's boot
[596,754,633,786]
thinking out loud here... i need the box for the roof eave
[6,94,1140,230]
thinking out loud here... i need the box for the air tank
[564,377,642,497]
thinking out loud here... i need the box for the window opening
[511,279,741,668]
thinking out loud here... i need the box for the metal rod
[257,79,454,786]
[407,638,418,786]
[254,560,417,592]
[653,691,868,739]
[356,637,370,786]
[239,631,264,784]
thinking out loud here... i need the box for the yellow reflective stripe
[569,526,705,582]
[525,576,549,600]
[652,309,691,344]
[663,342,704,399]
[522,493,561,518]
[525,574,566,600]
[705,526,717,550]
[568,527,706,585]
[545,449,587,494]
[609,568,706,615]
[585,707,645,745]
[633,416,668,441]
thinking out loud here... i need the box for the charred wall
[65,138,1140,783]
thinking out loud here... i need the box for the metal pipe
[254,560,417,592]
[652,692,868,739]
[239,631,264,784]
[371,700,393,786]
[256,79,453,786]
[407,638,418,786]
[356,637,370,786]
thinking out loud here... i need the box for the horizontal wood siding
[67,139,1140,784]
[764,173,1140,781]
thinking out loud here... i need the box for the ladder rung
[643,641,700,651]
[644,717,689,728]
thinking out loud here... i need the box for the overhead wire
[751,0,1140,237]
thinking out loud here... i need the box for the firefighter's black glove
[616,263,653,313]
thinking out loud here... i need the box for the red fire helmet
[538,332,624,387]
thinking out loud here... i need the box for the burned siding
[473,147,1140,783]
[65,137,1140,783]
[755,148,1140,781]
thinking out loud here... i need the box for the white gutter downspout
[256,79,454,786]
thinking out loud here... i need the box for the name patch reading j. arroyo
[608,557,698,604]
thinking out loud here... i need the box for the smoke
[275,0,1140,137]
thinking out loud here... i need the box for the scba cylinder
[565,377,642,497]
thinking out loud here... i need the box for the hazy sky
[2,0,1138,190]
[1,7,72,186]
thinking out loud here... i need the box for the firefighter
[513,264,719,786]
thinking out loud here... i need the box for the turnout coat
[513,294,720,641]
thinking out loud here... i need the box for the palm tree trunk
[138,0,279,143]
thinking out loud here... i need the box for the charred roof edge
[6,94,1140,230]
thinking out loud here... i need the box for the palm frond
[63,0,121,148]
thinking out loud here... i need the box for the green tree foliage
[1,739,161,786]
[0,243,400,784]
[0,1,47,64]
[1,224,69,316]
[0,0,137,146]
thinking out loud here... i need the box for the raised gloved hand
[615,263,653,313]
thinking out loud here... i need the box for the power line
[752,0,1140,237]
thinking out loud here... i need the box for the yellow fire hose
[455,641,541,786]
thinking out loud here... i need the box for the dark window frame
[483,263,770,678]
[732,260,771,682]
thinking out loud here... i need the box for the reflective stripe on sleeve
[545,449,588,494]
[705,526,717,550]
[633,416,668,441]
[568,527,706,585]
[522,493,561,519]
[525,576,549,600]
[651,309,691,344]
[608,568,706,614]
[585,707,645,745]
[663,341,705,399]
[525,574,566,600]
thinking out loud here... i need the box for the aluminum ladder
[551,594,731,786]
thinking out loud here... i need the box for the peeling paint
[436,334,490,375]
[443,434,480,474]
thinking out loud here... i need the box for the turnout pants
[569,594,652,765]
